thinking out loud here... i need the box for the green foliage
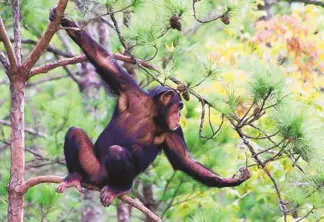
[1,0,324,221]
[272,102,324,161]
[188,208,228,222]
[239,56,285,101]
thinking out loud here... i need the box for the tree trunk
[81,190,101,222]
[143,183,157,222]
[258,0,278,20]
[7,78,26,222]
[117,202,132,222]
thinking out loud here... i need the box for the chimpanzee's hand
[49,7,74,26]
[232,167,250,182]
[49,7,57,22]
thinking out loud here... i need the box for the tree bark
[81,190,101,222]
[7,78,26,222]
[143,183,157,222]
[117,202,132,222]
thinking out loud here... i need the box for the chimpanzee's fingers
[49,7,57,22]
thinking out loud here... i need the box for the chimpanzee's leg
[100,145,135,207]
[56,127,100,193]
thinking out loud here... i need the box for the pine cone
[181,91,190,101]
[176,83,187,93]
[221,14,230,25]
[170,15,182,31]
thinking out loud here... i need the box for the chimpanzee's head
[149,86,183,131]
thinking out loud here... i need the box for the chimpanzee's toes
[56,181,67,193]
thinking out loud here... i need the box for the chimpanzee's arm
[49,9,141,95]
[162,128,250,187]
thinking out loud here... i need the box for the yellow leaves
[164,42,175,53]
[207,42,249,65]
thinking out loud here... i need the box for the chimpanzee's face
[166,101,183,130]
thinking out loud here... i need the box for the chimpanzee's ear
[160,90,174,104]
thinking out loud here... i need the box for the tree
[1,0,324,221]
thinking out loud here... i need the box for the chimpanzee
[49,8,250,207]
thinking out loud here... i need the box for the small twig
[161,181,183,219]
[244,131,279,140]
[296,206,315,222]
[253,139,285,157]
[286,0,324,7]
[192,1,230,24]
[156,172,176,207]
[232,121,287,221]
[170,190,205,207]
[15,38,73,58]
[0,119,48,138]
[27,74,69,88]
[109,5,128,51]
[238,99,256,125]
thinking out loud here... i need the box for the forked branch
[23,0,68,71]
[18,176,162,222]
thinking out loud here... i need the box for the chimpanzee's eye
[179,102,184,110]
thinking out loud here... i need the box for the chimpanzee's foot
[56,173,84,193]
[100,186,131,207]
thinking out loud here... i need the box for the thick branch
[0,18,18,73]
[18,176,162,222]
[22,0,68,71]
[29,54,159,77]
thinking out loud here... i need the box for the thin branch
[156,172,176,207]
[253,139,285,157]
[29,55,86,78]
[15,38,74,58]
[22,0,68,71]
[296,206,315,222]
[109,5,128,51]
[0,17,18,73]
[233,124,288,221]
[12,0,22,64]
[27,74,69,87]
[0,119,48,138]
[192,1,230,24]
[18,176,162,222]
[161,181,183,219]
[286,0,324,7]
